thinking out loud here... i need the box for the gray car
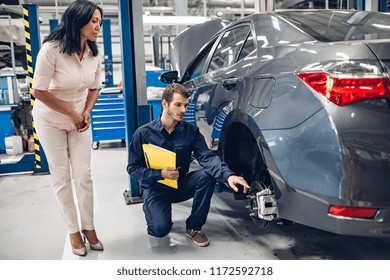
[161,9,390,237]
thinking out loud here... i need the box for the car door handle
[222,78,238,90]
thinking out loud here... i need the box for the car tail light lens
[297,60,390,106]
[328,205,378,218]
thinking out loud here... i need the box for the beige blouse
[32,41,101,130]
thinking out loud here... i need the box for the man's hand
[161,167,180,180]
[227,175,250,193]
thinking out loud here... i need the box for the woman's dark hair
[43,0,103,57]
[162,83,189,104]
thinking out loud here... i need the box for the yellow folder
[142,143,178,189]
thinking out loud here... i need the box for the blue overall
[127,119,234,237]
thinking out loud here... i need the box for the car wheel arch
[219,111,272,195]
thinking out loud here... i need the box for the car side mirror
[159,71,179,84]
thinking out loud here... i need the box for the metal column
[119,0,151,204]
[357,0,365,10]
[365,0,379,11]
[356,0,386,12]
[176,0,188,34]
[254,0,274,12]
[49,19,58,32]
[23,4,49,174]
[379,0,388,12]
[102,19,114,87]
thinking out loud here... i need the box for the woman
[32,0,103,257]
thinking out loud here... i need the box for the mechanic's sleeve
[126,129,163,188]
[192,127,235,182]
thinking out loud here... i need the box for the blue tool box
[89,70,168,149]
[90,91,126,149]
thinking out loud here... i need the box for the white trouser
[34,118,94,234]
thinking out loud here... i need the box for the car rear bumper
[277,186,390,237]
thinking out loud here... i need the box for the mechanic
[127,83,250,247]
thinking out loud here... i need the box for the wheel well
[222,122,271,188]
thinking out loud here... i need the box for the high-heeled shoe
[72,246,87,256]
[70,232,87,257]
[82,229,104,251]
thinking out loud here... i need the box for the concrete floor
[2,142,390,261]
[0,142,278,260]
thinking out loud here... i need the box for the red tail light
[297,60,390,106]
[328,205,378,219]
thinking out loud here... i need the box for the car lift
[118,0,151,204]
[0,4,49,175]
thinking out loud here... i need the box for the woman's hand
[33,89,88,132]
[70,110,87,132]
[77,111,91,132]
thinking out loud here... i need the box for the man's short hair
[162,83,189,104]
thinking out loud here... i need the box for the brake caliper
[255,188,278,221]
[247,182,278,222]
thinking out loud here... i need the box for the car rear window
[279,10,390,42]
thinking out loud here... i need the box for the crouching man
[127,83,250,247]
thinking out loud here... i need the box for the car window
[208,25,251,72]
[237,32,256,62]
[190,52,208,79]
[279,10,390,42]
[185,39,216,80]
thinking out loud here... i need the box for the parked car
[160,9,390,237]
